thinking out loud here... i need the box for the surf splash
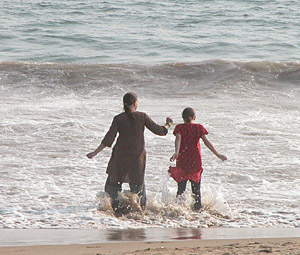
[95,176,234,229]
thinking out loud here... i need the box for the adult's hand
[166,117,173,125]
[86,151,96,159]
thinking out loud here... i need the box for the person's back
[87,92,173,215]
[104,111,168,155]
[169,107,227,211]
[178,123,202,147]
[173,123,206,173]
[106,111,145,154]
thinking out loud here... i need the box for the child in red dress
[169,107,227,210]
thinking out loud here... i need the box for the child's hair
[123,92,137,120]
[182,107,196,123]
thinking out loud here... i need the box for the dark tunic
[101,111,168,184]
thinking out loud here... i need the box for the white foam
[1,78,300,229]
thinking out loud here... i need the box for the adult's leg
[177,180,187,196]
[129,182,146,209]
[191,180,201,210]
[104,175,122,211]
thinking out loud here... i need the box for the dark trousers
[104,175,146,211]
[177,179,201,206]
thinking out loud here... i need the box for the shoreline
[1,228,300,254]
[1,237,300,255]
[2,227,300,247]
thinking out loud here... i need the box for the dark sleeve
[101,116,118,147]
[144,113,168,136]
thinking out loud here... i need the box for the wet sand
[1,228,300,255]
[2,238,300,255]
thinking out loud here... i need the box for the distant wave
[1,60,299,96]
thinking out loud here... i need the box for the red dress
[168,123,208,183]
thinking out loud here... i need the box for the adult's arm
[86,143,106,159]
[86,116,118,159]
[144,113,169,136]
[101,116,119,147]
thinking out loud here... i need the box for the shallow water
[2,227,300,246]
[1,61,300,229]
[1,0,300,230]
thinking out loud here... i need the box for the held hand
[170,153,178,162]
[86,151,96,159]
[166,117,173,125]
[217,154,227,161]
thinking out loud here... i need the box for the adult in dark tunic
[87,92,173,214]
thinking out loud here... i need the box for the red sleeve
[199,125,208,137]
[173,124,181,136]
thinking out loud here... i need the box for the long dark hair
[182,107,196,123]
[123,92,137,120]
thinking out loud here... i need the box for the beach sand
[2,228,300,255]
[1,238,300,255]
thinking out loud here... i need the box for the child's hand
[86,151,96,159]
[170,153,178,162]
[217,154,227,161]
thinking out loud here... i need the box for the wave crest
[1,60,299,97]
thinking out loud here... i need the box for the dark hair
[182,107,196,123]
[123,92,137,120]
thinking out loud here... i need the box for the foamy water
[1,61,300,229]
[1,0,300,230]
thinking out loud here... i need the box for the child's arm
[170,134,181,161]
[86,143,106,159]
[201,135,227,161]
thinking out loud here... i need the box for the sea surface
[0,0,300,229]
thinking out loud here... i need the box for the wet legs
[104,175,147,214]
[104,176,122,212]
[177,179,201,210]
[129,182,146,209]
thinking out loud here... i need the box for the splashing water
[96,175,233,229]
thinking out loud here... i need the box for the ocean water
[0,0,300,230]
[1,0,299,63]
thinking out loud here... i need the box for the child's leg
[104,175,122,211]
[129,182,146,209]
[177,180,188,196]
[191,180,201,210]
